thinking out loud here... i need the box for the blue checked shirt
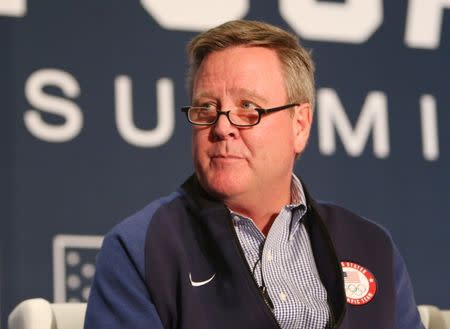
[231,175,333,329]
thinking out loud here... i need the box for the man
[85,20,424,329]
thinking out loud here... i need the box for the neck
[226,181,292,236]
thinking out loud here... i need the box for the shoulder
[110,191,182,239]
[85,195,179,329]
[101,191,183,275]
[311,200,395,257]
[314,200,392,239]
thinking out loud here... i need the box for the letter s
[24,69,83,142]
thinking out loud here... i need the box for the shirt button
[266,250,273,261]
[279,292,287,301]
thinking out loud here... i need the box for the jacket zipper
[333,313,344,329]
[228,214,346,329]
[228,220,282,329]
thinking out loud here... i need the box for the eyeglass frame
[181,103,300,127]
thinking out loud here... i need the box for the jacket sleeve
[393,244,425,329]
[84,221,164,329]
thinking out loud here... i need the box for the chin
[199,171,248,200]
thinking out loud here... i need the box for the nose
[211,111,238,140]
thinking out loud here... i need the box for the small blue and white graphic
[53,235,103,303]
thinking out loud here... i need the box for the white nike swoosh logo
[189,273,216,287]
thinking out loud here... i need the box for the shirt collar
[230,174,307,220]
[289,174,307,209]
[288,174,308,236]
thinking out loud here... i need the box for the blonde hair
[186,20,316,110]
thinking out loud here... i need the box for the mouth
[210,154,244,163]
[211,155,243,159]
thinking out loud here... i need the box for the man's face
[191,46,311,204]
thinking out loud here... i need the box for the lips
[207,145,247,161]
[211,154,243,159]
[209,153,245,165]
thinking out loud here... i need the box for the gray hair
[186,20,316,110]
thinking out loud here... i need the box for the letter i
[420,95,439,161]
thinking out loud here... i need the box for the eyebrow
[234,88,269,104]
[192,88,269,105]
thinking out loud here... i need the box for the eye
[241,101,258,111]
[200,102,217,110]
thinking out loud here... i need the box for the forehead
[192,46,287,103]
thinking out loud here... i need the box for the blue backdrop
[1,0,449,326]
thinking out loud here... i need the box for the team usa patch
[341,261,377,305]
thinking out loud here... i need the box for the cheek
[192,130,209,163]
[246,121,292,150]
[249,127,295,162]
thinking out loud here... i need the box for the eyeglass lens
[188,107,259,126]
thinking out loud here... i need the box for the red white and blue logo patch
[341,261,377,305]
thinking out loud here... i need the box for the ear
[292,103,312,155]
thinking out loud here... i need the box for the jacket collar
[302,182,347,326]
[179,174,347,327]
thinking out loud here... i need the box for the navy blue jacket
[85,175,424,329]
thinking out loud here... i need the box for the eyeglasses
[181,103,299,127]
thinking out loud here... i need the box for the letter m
[317,89,389,158]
